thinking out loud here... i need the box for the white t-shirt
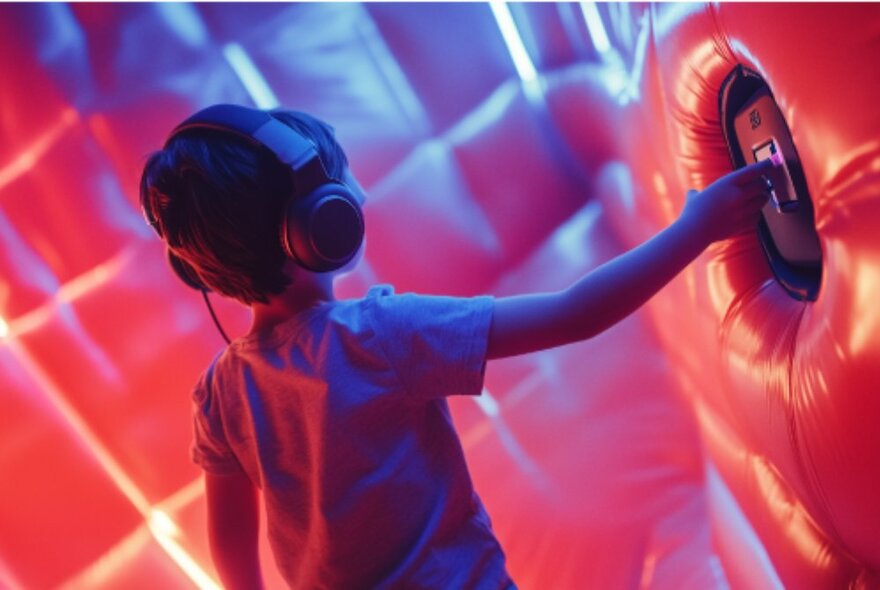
[191,285,513,589]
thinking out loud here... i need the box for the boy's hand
[680,158,776,244]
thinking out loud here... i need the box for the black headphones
[145,104,365,292]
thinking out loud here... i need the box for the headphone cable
[201,289,232,345]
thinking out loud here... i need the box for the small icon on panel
[749,108,761,130]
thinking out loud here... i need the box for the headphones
[145,104,365,292]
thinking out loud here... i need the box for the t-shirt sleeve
[190,362,245,475]
[366,287,494,400]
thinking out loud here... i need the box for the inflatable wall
[0,3,877,589]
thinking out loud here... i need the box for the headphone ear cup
[167,250,208,291]
[282,183,365,272]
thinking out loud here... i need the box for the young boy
[140,105,774,589]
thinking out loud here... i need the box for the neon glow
[553,201,604,268]
[223,43,280,109]
[358,14,431,135]
[156,3,208,47]
[475,389,550,488]
[580,2,612,55]
[475,388,501,417]
[59,527,153,588]
[9,248,135,339]
[445,81,518,145]
[622,12,650,103]
[8,341,216,589]
[489,1,538,83]
[706,463,785,589]
[9,340,150,513]
[2,3,876,588]
[0,108,78,192]
[150,510,222,590]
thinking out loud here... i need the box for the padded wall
[0,3,877,590]
[540,3,880,589]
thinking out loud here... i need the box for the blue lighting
[222,43,279,109]
[624,12,650,103]
[489,1,538,83]
[156,3,207,47]
[0,211,59,296]
[580,2,611,55]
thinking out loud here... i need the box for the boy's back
[192,285,511,588]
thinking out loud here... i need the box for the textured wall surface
[0,3,877,589]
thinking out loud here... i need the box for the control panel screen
[752,139,777,163]
[750,137,798,212]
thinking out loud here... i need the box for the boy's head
[140,106,361,305]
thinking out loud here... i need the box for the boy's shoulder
[191,349,226,405]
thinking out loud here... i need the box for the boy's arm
[205,471,265,590]
[487,159,775,360]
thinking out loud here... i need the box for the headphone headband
[167,104,331,195]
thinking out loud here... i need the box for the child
[140,104,774,589]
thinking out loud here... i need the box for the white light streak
[7,298,219,590]
[475,388,501,417]
[580,2,611,55]
[0,108,78,193]
[473,389,552,490]
[223,43,279,109]
[58,527,152,589]
[156,3,207,47]
[552,200,604,268]
[358,14,431,136]
[489,1,537,83]
[150,510,222,590]
[149,509,181,537]
[7,340,150,514]
[622,12,650,103]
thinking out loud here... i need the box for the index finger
[729,157,778,186]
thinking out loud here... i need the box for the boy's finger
[730,158,777,186]
[748,191,771,206]
[746,185,772,207]
[736,177,770,198]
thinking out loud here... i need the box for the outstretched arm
[205,471,265,590]
[486,159,775,360]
